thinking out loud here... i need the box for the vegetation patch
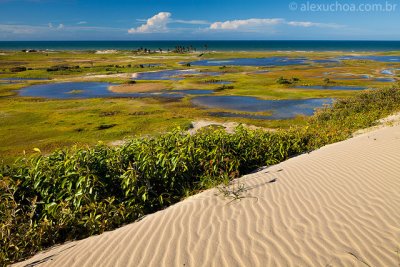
[276,76,300,85]
[99,111,121,117]
[96,123,117,130]
[215,85,235,91]
[1,87,400,265]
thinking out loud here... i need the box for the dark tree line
[132,44,209,54]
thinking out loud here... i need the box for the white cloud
[128,12,171,34]
[210,18,283,30]
[208,18,343,31]
[127,13,340,35]
[287,21,315,27]
[47,23,64,30]
[0,23,125,37]
[172,19,209,25]
[77,21,87,25]
[0,24,46,34]
[287,21,342,28]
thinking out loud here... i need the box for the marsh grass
[1,49,400,265]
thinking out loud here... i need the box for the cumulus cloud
[208,18,343,31]
[128,12,171,34]
[210,18,283,30]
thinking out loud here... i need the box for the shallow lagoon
[19,82,214,99]
[1,78,50,81]
[187,57,342,67]
[188,57,309,67]
[338,55,400,62]
[188,55,400,68]
[331,74,370,80]
[19,82,117,99]
[375,77,396,82]
[381,69,400,75]
[192,95,332,119]
[20,82,333,119]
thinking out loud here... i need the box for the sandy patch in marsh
[109,82,168,93]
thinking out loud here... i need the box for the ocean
[0,41,400,51]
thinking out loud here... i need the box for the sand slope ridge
[14,124,400,267]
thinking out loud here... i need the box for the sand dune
[14,123,400,267]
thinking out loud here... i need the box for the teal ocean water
[1,41,400,51]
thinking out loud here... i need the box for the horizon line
[2,40,400,42]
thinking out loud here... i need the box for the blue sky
[0,0,399,40]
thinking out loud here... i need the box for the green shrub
[276,76,300,85]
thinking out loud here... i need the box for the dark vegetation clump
[1,87,400,265]
[172,45,196,53]
[74,128,85,132]
[10,66,27,73]
[47,65,73,72]
[100,111,120,117]
[96,123,117,130]
[203,79,230,84]
[129,110,160,116]
[276,76,300,85]
[215,85,234,91]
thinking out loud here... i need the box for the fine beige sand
[188,120,273,135]
[14,123,400,267]
[108,83,167,93]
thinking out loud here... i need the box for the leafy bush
[306,87,400,148]
[1,87,400,265]
[276,76,300,85]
